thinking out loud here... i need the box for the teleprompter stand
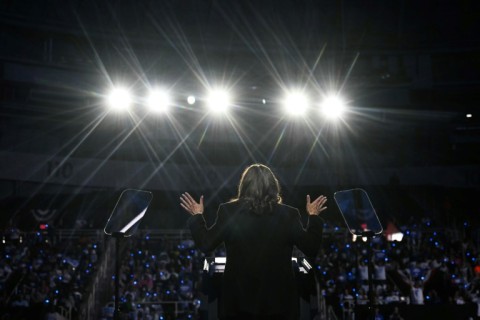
[334,188,383,320]
[104,189,153,320]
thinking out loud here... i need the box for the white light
[207,90,231,113]
[148,89,170,113]
[466,113,473,118]
[387,232,404,242]
[262,99,266,105]
[107,88,132,111]
[321,96,346,119]
[187,96,196,105]
[284,91,308,116]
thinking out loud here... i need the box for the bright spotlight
[207,90,231,113]
[148,89,170,113]
[321,96,346,119]
[187,95,196,105]
[284,91,308,116]
[107,88,132,111]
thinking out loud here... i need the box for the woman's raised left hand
[306,195,327,216]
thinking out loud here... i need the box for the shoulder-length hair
[232,163,282,214]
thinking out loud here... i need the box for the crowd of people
[0,227,101,320]
[103,235,203,320]
[2,216,480,320]
[315,218,480,319]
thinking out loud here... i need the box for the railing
[59,306,72,320]
[101,300,198,319]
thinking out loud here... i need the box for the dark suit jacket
[188,200,323,319]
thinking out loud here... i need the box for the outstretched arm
[293,195,327,257]
[180,193,225,253]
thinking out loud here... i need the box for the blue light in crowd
[58,276,63,281]
[93,244,97,249]
[151,255,156,259]
[392,243,396,247]
[323,271,327,275]
[133,281,137,285]
[86,269,90,274]
[145,263,150,268]
[433,232,437,236]
[187,255,192,259]
[346,244,350,248]
[154,293,158,297]
[421,276,425,280]
[317,266,321,270]
[188,315,192,319]
[472,258,477,262]
[464,222,468,227]
[5,254,10,259]
[63,259,66,263]
[145,235,150,240]
[137,304,141,308]
[348,272,352,276]
[467,252,471,256]
[55,290,59,294]
[112,275,115,280]
[435,242,439,246]
[181,280,184,284]
[36,232,40,236]
[352,288,356,292]
[426,296,430,300]
[429,238,433,242]
[45,299,50,304]
[130,253,134,257]
[406,230,410,235]
[138,250,142,255]
[88,263,92,267]
[160,316,164,320]
[166,290,171,295]
[334,226,339,231]
[452,274,456,279]
[385,258,389,262]
[130,274,134,278]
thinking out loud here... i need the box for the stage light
[207,89,231,113]
[147,89,170,113]
[284,91,308,116]
[321,95,346,119]
[466,113,472,118]
[187,95,196,105]
[107,88,132,111]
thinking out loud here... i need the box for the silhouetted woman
[180,163,327,320]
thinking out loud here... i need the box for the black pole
[113,232,124,320]
[363,231,375,320]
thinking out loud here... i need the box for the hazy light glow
[107,88,132,111]
[466,113,473,118]
[148,89,171,113]
[187,95,196,105]
[321,96,346,119]
[284,91,308,116]
[207,89,231,113]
